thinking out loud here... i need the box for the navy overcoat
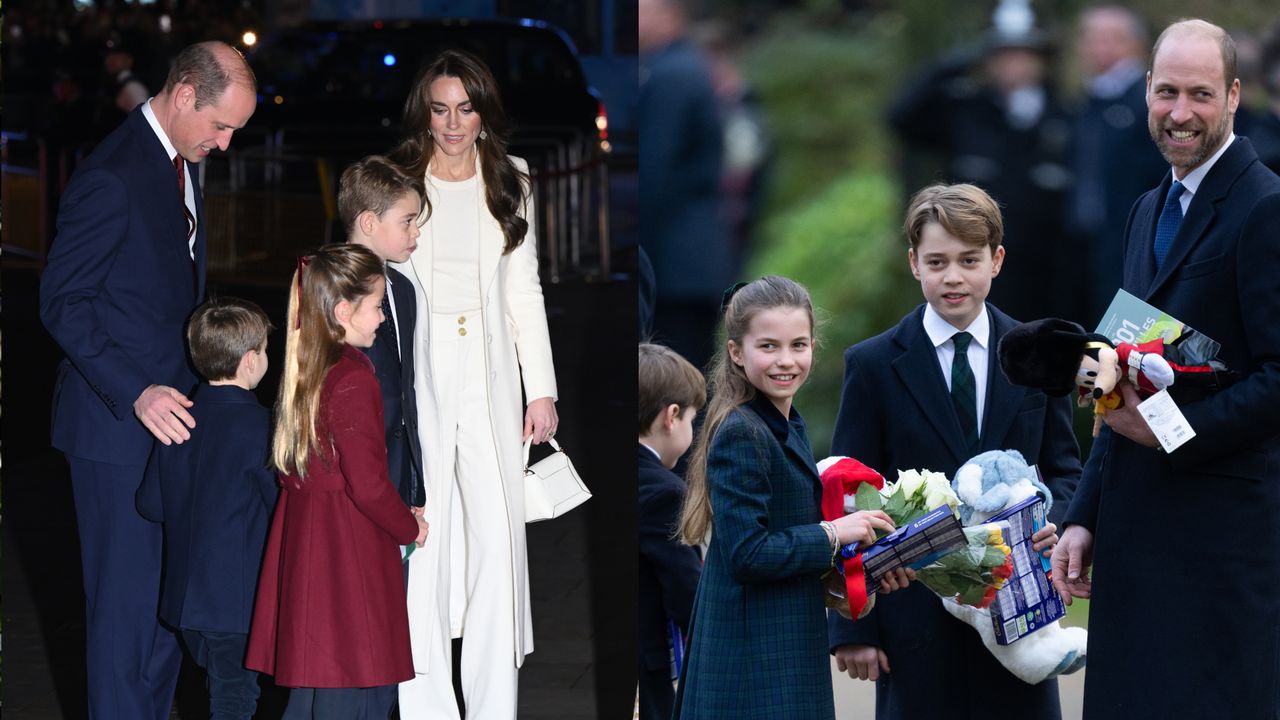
[1065,137,1280,719]
[827,304,1081,720]
[136,383,278,633]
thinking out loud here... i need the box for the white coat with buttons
[392,155,557,672]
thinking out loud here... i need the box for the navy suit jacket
[360,267,424,507]
[826,304,1080,720]
[1065,137,1280,719]
[136,384,277,633]
[40,105,206,466]
[637,445,701,720]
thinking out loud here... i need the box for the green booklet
[1094,289,1220,364]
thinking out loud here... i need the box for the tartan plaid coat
[673,394,837,719]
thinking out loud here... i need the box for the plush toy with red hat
[998,318,1236,436]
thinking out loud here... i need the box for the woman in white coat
[389,50,558,719]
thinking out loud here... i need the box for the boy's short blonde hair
[337,155,426,235]
[187,297,273,381]
[639,343,706,434]
[903,183,1004,253]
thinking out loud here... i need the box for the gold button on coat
[459,327,467,336]
[458,315,466,324]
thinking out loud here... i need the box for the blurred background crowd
[638,0,1280,457]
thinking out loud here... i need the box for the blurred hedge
[738,15,918,453]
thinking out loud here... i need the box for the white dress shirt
[922,303,991,428]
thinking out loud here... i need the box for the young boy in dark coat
[340,154,427,510]
[637,343,705,720]
[827,183,1081,719]
[136,297,278,718]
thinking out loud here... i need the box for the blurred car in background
[202,17,612,281]
[246,18,610,153]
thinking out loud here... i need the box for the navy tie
[950,332,980,457]
[1153,180,1185,269]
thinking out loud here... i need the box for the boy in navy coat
[339,155,427,509]
[136,297,277,718]
[637,343,705,720]
[827,183,1081,719]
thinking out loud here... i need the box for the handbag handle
[523,436,564,470]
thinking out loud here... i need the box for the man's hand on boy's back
[134,384,196,445]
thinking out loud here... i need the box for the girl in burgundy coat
[247,244,429,717]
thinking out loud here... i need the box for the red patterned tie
[174,155,195,242]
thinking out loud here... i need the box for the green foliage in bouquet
[914,524,1015,608]
[852,468,958,532]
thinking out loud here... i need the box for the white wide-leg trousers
[400,311,518,719]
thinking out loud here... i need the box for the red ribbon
[818,457,885,619]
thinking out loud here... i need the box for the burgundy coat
[246,346,419,688]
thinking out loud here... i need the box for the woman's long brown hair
[391,49,530,255]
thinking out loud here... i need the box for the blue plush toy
[944,449,1086,684]
[952,449,1052,526]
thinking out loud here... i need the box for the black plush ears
[998,318,1090,397]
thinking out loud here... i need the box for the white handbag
[523,437,591,522]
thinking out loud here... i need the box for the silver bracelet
[819,520,839,555]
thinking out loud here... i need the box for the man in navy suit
[1053,19,1280,719]
[39,41,256,719]
[827,184,1080,720]
[637,343,704,720]
[340,155,427,510]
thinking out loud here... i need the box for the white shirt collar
[1173,132,1236,192]
[922,303,990,349]
[140,97,179,163]
[639,442,663,462]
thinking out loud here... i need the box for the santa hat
[818,456,884,522]
[818,456,885,621]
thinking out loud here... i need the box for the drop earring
[479,129,488,141]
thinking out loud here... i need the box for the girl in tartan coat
[672,276,911,719]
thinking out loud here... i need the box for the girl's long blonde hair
[678,276,816,546]
[271,243,385,478]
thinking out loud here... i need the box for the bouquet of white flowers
[818,458,1013,619]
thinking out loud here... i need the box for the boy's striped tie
[951,331,980,457]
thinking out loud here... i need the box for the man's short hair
[1152,19,1237,90]
[187,297,273,381]
[163,41,257,110]
[903,183,1005,253]
[338,155,426,235]
[639,343,706,433]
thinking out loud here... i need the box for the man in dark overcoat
[1054,19,1280,719]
